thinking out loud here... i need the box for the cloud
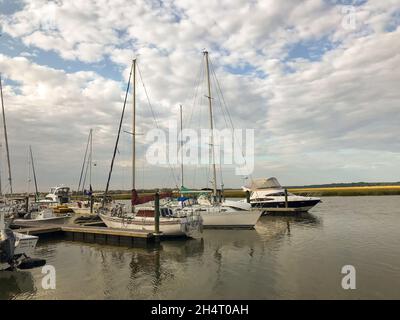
[0,0,399,190]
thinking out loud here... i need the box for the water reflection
[3,197,400,299]
[0,271,36,299]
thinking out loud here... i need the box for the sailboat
[68,129,101,216]
[13,147,72,226]
[175,51,262,228]
[99,59,202,237]
[0,75,45,270]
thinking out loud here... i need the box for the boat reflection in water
[1,211,320,299]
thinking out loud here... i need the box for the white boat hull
[13,232,38,257]
[99,213,200,237]
[201,210,262,228]
[1,232,39,270]
[13,215,71,227]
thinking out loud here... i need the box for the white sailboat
[179,51,262,228]
[0,75,45,271]
[99,59,202,237]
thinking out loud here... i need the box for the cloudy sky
[0,0,399,193]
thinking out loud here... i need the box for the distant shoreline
[11,185,400,200]
[101,186,400,199]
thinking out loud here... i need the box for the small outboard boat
[0,212,46,271]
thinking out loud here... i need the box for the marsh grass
[102,186,400,199]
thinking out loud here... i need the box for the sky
[0,0,399,193]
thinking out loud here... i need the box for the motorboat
[1,212,46,270]
[242,177,321,213]
[38,185,71,205]
[13,208,71,227]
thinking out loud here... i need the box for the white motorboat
[242,177,321,213]
[1,211,45,270]
[38,185,71,205]
[13,208,71,227]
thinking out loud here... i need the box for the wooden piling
[245,190,250,203]
[25,196,29,213]
[284,189,288,208]
[154,192,160,234]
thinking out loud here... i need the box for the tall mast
[77,130,91,194]
[179,104,184,189]
[204,51,217,202]
[0,144,2,196]
[132,59,136,213]
[0,74,12,195]
[89,128,92,188]
[102,61,133,207]
[29,146,39,200]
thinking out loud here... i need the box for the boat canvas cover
[242,177,282,191]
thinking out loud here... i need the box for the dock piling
[284,189,288,208]
[245,191,250,204]
[154,191,160,234]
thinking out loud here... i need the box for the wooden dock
[12,223,158,247]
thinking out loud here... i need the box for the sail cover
[242,177,282,191]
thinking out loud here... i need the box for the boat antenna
[29,145,39,201]
[203,51,218,203]
[0,74,13,195]
[102,60,134,207]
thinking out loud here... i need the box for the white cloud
[0,0,399,191]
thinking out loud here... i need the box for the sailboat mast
[132,59,136,213]
[29,146,39,200]
[179,104,184,189]
[102,61,133,207]
[77,130,91,194]
[0,74,12,195]
[0,144,2,196]
[204,51,217,202]
[89,128,92,188]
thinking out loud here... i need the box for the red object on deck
[131,189,172,206]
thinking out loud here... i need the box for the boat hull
[99,213,199,237]
[13,216,71,227]
[251,199,320,213]
[13,232,38,257]
[201,210,262,228]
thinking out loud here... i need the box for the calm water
[1,196,400,299]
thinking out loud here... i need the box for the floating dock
[12,223,158,247]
